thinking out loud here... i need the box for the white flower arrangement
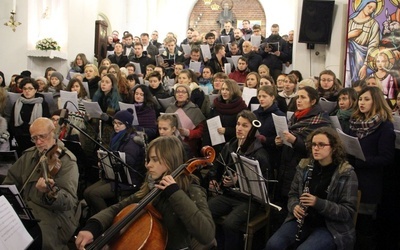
[35,38,61,51]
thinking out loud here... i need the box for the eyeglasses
[320,78,333,82]
[176,90,188,94]
[31,131,52,143]
[311,142,331,149]
[112,121,124,126]
[23,87,35,91]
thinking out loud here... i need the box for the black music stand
[230,152,282,249]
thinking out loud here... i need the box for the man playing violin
[2,117,79,250]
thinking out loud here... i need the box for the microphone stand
[61,118,143,201]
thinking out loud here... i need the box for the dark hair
[238,56,248,64]
[93,74,121,111]
[205,32,215,39]
[202,66,214,75]
[140,33,149,38]
[147,71,162,81]
[351,79,367,89]
[214,44,225,54]
[125,63,136,70]
[337,88,358,110]
[44,67,56,79]
[66,78,88,98]
[289,70,303,82]
[306,127,347,165]
[123,33,133,39]
[20,78,39,90]
[127,74,140,85]
[299,86,319,105]
[132,84,157,108]
[134,42,143,48]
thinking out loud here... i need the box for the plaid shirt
[286,159,359,250]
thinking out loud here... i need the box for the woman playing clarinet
[265,127,358,250]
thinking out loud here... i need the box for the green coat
[3,140,79,250]
[89,184,215,249]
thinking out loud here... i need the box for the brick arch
[189,0,266,37]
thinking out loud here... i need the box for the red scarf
[294,107,312,120]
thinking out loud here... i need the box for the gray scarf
[14,96,43,126]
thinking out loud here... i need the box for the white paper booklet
[118,102,139,126]
[336,128,366,161]
[82,100,103,119]
[200,44,212,60]
[60,90,79,112]
[206,116,225,146]
[272,113,292,147]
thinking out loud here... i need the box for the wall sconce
[204,0,213,5]
[211,2,220,10]
[4,11,21,32]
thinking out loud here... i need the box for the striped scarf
[350,114,382,139]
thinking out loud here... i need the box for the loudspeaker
[299,0,335,45]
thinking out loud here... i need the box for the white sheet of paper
[272,113,292,147]
[393,116,400,130]
[250,104,260,111]
[227,43,232,51]
[158,96,175,110]
[189,61,202,73]
[329,116,342,130]
[395,130,400,150]
[231,55,241,69]
[224,63,231,75]
[82,100,103,119]
[132,62,142,75]
[60,90,79,112]
[200,86,209,95]
[319,98,337,113]
[250,35,261,47]
[287,111,294,121]
[206,116,225,146]
[220,36,230,45]
[282,63,293,74]
[118,102,139,125]
[0,195,33,250]
[226,57,234,68]
[200,44,212,60]
[209,94,219,106]
[181,44,191,55]
[336,128,366,161]
[242,87,257,106]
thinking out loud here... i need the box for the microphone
[58,102,69,126]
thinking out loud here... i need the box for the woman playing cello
[75,136,215,250]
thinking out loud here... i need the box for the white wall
[0,0,348,84]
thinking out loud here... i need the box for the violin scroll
[184,146,215,175]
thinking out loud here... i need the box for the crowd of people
[0,21,399,250]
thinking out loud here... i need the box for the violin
[86,146,216,250]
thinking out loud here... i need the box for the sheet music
[287,111,294,121]
[224,63,231,75]
[226,57,234,68]
[0,185,31,220]
[41,92,57,111]
[206,116,225,146]
[97,150,132,185]
[82,100,103,119]
[329,116,342,130]
[220,36,230,45]
[60,90,79,112]
[395,130,400,150]
[319,98,337,113]
[181,44,191,55]
[231,55,241,69]
[0,195,33,250]
[230,153,282,211]
[118,102,139,126]
[272,113,292,147]
[175,108,195,130]
[250,104,260,111]
[200,45,212,60]
[336,128,366,161]
[250,35,261,47]
[132,62,142,75]
[242,87,257,106]
[189,61,202,73]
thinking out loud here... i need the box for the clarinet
[295,159,314,242]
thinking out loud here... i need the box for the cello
[86,146,216,250]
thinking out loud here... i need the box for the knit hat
[175,84,191,98]
[114,108,134,126]
[36,76,47,84]
[298,78,316,89]
[50,71,64,82]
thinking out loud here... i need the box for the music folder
[97,150,133,186]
